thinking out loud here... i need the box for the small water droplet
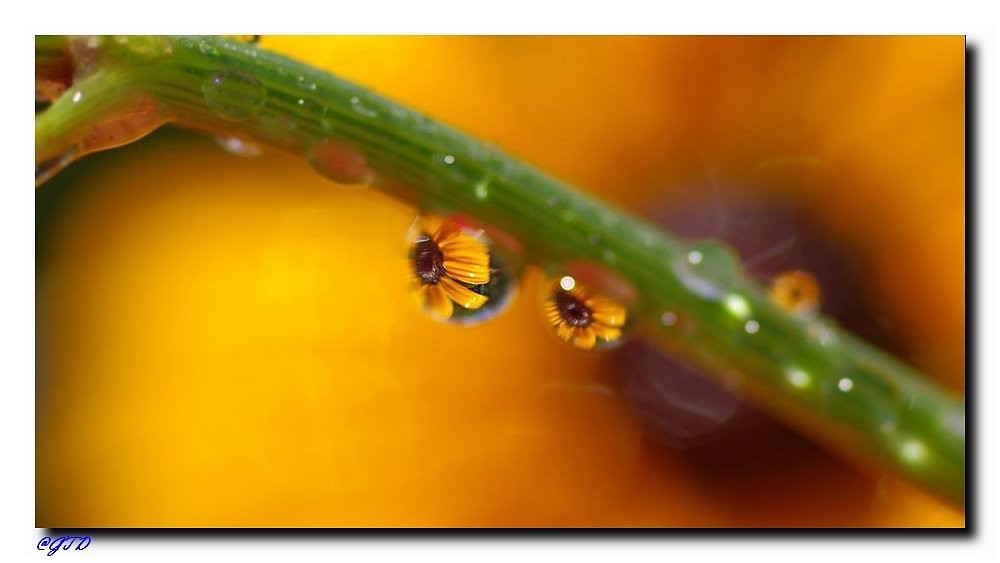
[898,438,927,464]
[201,69,267,122]
[349,96,378,118]
[785,367,811,389]
[743,319,759,334]
[215,136,264,157]
[541,275,629,350]
[770,269,821,316]
[116,35,172,63]
[198,39,220,57]
[407,215,516,325]
[473,177,490,200]
[443,154,455,165]
[722,293,751,319]
[826,368,901,440]
[306,140,375,185]
[687,250,703,265]
[660,311,678,327]
[807,321,837,347]
[71,91,83,103]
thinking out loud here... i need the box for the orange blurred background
[36,36,964,527]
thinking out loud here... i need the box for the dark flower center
[555,290,592,327]
[414,236,446,285]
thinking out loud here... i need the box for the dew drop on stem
[540,271,631,350]
[306,140,376,186]
[406,214,517,325]
[201,69,267,122]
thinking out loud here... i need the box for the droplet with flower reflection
[769,269,820,316]
[543,275,628,350]
[408,215,515,325]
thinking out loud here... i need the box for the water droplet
[770,269,821,316]
[117,35,173,63]
[542,275,629,350]
[660,311,678,326]
[785,367,811,389]
[198,39,220,57]
[674,241,743,301]
[71,91,83,103]
[306,140,375,186]
[722,293,751,319]
[743,319,759,334]
[443,154,455,165]
[407,215,516,325]
[201,70,267,122]
[807,321,837,347]
[473,177,490,200]
[215,136,263,157]
[349,96,378,118]
[825,368,901,438]
[898,438,927,464]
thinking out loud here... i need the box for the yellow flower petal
[556,322,575,342]
[443,260,491,284]
[544,302,563,325]
[420,216,445,239]
[572,327,597,350]
[588,298,627,327]
[424,284,454,318]
[590,323,622,343]
[438,277,488,310]
[438,232,489,255]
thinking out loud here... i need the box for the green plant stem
[35,35,965,507]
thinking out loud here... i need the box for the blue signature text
[37,536,91,556]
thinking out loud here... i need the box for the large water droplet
[677,241,743,296]
[306,140,375,185]
[407,215,516,325]
[201,70,267,122]
[541,274,630,350]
